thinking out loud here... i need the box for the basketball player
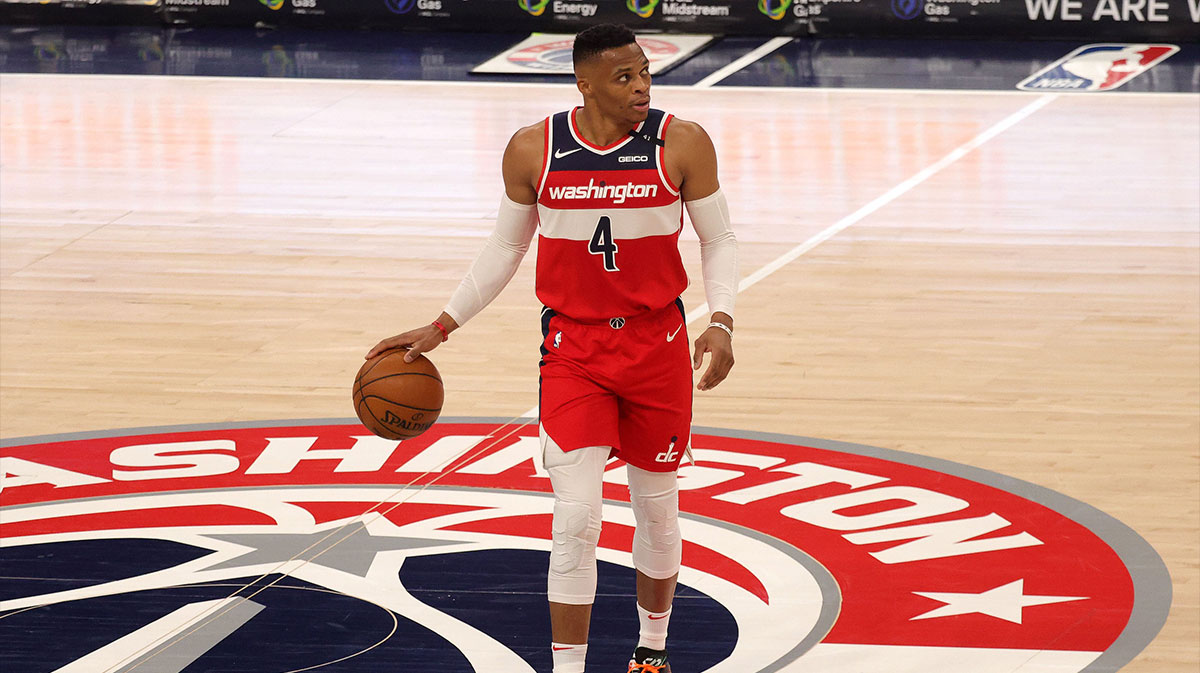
[367,23,737,673]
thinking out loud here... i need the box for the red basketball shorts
[539,300,692,473]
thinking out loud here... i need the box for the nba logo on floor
[1018,44,1178,91]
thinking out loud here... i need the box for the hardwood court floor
[1,74,1197,671]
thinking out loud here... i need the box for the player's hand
[366,324,443,363]
[693,326,734,391]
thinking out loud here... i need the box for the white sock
[551,642,587,673]
[637,604,671,650]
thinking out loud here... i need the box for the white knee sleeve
[548,499,601,604]
[543,429,609,605]
[628,465,682,580]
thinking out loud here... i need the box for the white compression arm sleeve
[443,195,538,327]
[685,188,739,318]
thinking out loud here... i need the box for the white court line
[728,93,1059,302]
[519,92,1059,419]
[694,37,794,89]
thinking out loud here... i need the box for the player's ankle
[551,642,587,673]
[637,604,671,650]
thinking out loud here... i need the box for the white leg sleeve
[627,463,682,580]
[543,430,609,605]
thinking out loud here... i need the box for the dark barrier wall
[2,0,1197,40]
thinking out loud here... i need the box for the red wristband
[432,320,449,342]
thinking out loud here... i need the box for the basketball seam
[355,352,391,387]
[356,350,441,388]
[358,395,442,413]
[358,396,403,440]
[360,371,443,385]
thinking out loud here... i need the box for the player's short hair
[573,24,638,70]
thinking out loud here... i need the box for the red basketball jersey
[535,107,687,322]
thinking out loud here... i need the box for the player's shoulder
[504,119,547,165]
[664,116,711,146]
[509,119,546,152]
[663,116,715,168]
[499,121,547,171]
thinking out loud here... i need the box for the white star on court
[911,579,1088,624]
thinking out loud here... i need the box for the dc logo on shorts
[1017,44,1179,91]
[609,317,626,329]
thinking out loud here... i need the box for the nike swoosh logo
[648,613,669,620]
[666,324,683,342]
[554,148,582,159]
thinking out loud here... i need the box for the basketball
[352,349,444,440]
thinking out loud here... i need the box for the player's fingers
[699,348,734,391]
[403,339,436,362]
[405,328,449,362]
[365,331,417,360]
[693,338,707,370]
[365,339,401,360]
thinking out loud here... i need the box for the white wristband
[708,322,733,339]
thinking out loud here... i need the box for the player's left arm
[666,119,738,391]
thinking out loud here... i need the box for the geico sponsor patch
[0,420,1169,672]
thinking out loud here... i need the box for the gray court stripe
[114,597,263,673]
[2,417,1172,671]
[677,507,840,671]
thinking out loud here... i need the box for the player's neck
[575,105,634,148]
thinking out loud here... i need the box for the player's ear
[575,75,591,98]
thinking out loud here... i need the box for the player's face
[578,43,652,125]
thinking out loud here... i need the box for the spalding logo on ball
[353,350,444,439]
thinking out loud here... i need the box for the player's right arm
[366,121,545,362]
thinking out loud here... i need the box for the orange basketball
[352,350,444,440]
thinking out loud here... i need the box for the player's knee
[631,485,681,577]
[633,489,680,552]
[550,499,601,575]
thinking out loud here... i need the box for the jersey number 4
[589,216,619,272]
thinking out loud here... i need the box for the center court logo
[0,420,1170,671]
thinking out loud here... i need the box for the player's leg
[627,462,681,671]
[539,312,624,671]
[543,429,610,673]
[614,304,692,671]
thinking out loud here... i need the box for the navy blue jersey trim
[547,108,668,172]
